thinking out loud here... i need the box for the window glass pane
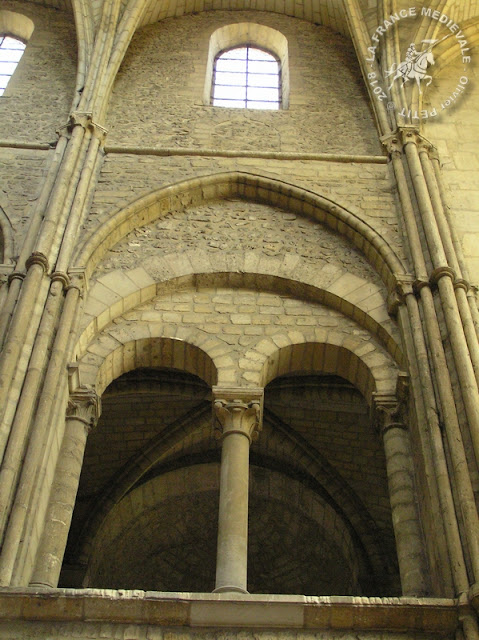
[215,71,247,86]
[0,35,26,96]
[212,46,281,110]
[214,84,246,100]
[2,36,25,49]
[247,86,279,102]
[0,62,17,75]
[216,58,247,73]
[247,60,278,74]
[247,49,277,62]
[220,47,247,60]
[1,49,24,62]
[213,98,246,108]
[248,73,279,88]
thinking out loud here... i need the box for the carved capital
[380,133,403,156]
[67,387,101,433]
[372,393,407,436]
[67,267,88,295]
[393,275,416,301]
[417,140,436,157]
[58,112,108,142]
[0,265,14,287]
[213,387,263,443]
[398,125,421,147]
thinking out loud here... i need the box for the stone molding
[213,387,263,442]
[25,251,49,274]
[0,588,458,632]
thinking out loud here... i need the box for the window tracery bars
[212,46,281,110]
[0,36,25,96]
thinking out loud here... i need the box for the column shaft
[382,424,426,595]
[215,430,251,593]
[213,387,263,594]
[30,388,100,587]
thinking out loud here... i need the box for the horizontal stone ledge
[0,139,52,150]
[0,588,457,632]
[104,146,388,164]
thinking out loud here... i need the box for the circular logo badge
[366,7,472,120]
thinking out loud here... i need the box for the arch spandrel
[76,284,399,401]
[76,268,403,372]
[73,172,407,289]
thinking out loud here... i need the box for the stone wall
[0,2,76,142]
[424,52,479,283]
[106,11,381,155]
[0,589,458,640]
[0,148,51,257]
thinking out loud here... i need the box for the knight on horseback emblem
[385,40,439,92]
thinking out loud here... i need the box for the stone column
[373,381,427,596]
[213,387,263,594]
[29,387,101,588]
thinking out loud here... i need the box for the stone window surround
[203,22,290,108]
[0,10,34,95]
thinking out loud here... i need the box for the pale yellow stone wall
[0,616,455,640]
[0,2,76,142]
[0,148,51,253]
[106,12,381,155]
[77,285,399,394]
[424,51,479,283]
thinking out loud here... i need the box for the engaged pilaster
[213,387,263,594]
[29,387,101,588]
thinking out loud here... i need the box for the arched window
[0,36,26,96]
[204,24,289,109]
[212,46,281,110]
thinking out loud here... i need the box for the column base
[213,585,249,594]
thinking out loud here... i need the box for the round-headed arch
[260,341,396,404]
[0,10,34,41]
[88,336,217,397]
[78,318,397,405]
[204,23,290,107]
[73,172,406,290]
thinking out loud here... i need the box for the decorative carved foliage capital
[380,133,403,156]
[391,275,416,307]
[398,125,421,147]
[372,389,408,436]
[0,265,14,287]
[67,268,88,295]
[67,387,101,433]
[213,387,263,443]
[58,112,108,142]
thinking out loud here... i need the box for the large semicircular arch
[73,172,406,290]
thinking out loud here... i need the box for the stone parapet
[0,589,458,633]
